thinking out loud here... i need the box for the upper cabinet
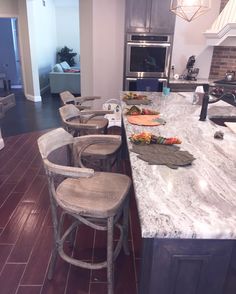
[125,0,176,34]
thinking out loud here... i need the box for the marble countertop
[121,92,236,239]
[169,78,214,85]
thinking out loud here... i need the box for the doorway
[0,17,23,90]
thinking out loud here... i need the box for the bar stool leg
[122,196,130,255]
[107,216,114,294]
[48,248,58,280]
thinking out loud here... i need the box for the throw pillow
[60,61,71,70]
[64,69,80,73]
[53,64,63,72]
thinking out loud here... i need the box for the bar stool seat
[56,172,130,218]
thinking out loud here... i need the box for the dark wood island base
[140,239,236,294]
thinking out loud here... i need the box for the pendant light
[170,0,211,22]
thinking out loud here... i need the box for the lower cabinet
[140,239,235,294]
[169,82,199,92]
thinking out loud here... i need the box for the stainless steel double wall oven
[124,33,172,91]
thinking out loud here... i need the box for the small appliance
[225,71,235,81]
[185,55,199,81]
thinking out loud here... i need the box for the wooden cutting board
[225,122,236,134]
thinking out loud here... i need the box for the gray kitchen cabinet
[125,0,175,34]
[140,239,234,294]
[150,0,176,34]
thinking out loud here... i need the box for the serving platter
[127,115,165,126]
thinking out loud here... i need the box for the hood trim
[204,0,236,46]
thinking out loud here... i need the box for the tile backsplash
[209,47,236,80]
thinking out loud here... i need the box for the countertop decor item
[123,93,151,105]
[125,106,159,116]
[131,144,195,169]
[127,115,166,126]
[129,132,181,145]
[170,0,211,22]
[124,99,151,105]
[214,131,224,139]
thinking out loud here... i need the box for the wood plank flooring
[0,128,142,294]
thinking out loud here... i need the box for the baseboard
[26,94,42,102]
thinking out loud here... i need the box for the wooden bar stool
[59,104,121,171]
[60,90,101,110]
[37,128,131,294]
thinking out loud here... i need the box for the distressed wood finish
[59,105,122,171]
[60,90,101,110]
[59,104,109,134]
[37,128,132,294]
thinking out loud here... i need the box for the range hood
[204,0,236,46]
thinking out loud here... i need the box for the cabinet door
[140,239,234,294]
[125,0,152,33]
[150,0,176,34]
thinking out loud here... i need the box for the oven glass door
[126,43,170,78]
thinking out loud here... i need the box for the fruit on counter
[126,106,160,115]
[129,132,153,144]
[141,108,160,115]
[125,105,142,115]
[123,92,148,100]
[129,132,182,145]
[152,136,182,145]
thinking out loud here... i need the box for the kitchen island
[121,92,236,294]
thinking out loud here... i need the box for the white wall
[0,0,18,17]
[80,0,93,97]
[55,4,80,66]
[32,0,57,92]
[171,1,221,79]
[80,0,125,107]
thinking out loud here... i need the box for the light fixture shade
[170,0,211,22]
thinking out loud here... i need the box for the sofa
[49,61,81,94]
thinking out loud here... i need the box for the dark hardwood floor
[0,90,142,293]
[0,89,61,137]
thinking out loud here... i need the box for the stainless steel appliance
[124,33,172,90]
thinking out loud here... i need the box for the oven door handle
[127,42,171,47]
